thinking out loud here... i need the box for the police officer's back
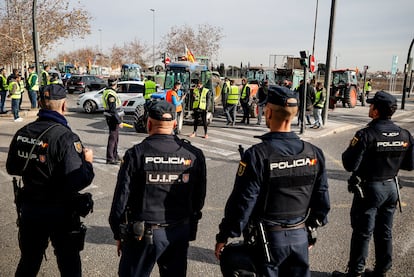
[109,100,207,277]
[215,85,330,277]
[6,84,94,277]
[334,91,414,277]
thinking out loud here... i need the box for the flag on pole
[185,45,196,63]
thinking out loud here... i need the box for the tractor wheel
[347,87,358,108]
[329,96,336,110]
[342,87,357,108]
[133,104,147,133]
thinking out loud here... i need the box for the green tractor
[330,69,363,109]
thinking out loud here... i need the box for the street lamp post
[150,9,155,74]
[32,0,41,84]
[98,28,102,53]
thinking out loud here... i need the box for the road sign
[165,56,171,65]
[310,55,316,72]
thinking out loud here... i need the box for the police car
[77,81,145,113]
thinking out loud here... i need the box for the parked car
[66,74,107,94]
[77,80,145,113]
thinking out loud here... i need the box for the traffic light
[299,50,308,68]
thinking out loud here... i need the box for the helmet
[220,241,258,277]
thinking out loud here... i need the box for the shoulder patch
[237,161,247,176]
[350,136,359,147]
[74,141,83,153]
[108,97,116,103]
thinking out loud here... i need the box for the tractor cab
[120,64,142,81]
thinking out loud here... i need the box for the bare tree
[0,0,91,67]
[160,23,224,62]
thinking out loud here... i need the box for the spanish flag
[185,45,196,63]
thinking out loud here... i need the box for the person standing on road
[215,85,330,277]
[333,91,414,277]
[144,76,157,103]
[0,67,8,113]
[312,82,326,129]
[9,74,23,122]
[221,77,230,115]
[224,80,239,125]
[364,78,372,98]
[256,79,269,125]
[41,64,50,87]
[189,80,212,139]
[109,100,206,277]
[26,65,39,110]
[103,78,123,164]
[165,80,186,134]
[239,78,251,124]
[6,83,95,277]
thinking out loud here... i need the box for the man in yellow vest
[9,74,23,122]
[26,65,39,109]
[41,65,50,87]
[312,82,326,129]
[240,78,251,124]
[364,78,372,98]
[102,78,123,164]
[144,76,157,103]
[225,80,239,125]
[0,67,8,113]
[221,77,230,114]
[189,80,212,139]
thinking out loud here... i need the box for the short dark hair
[375,102,397,119]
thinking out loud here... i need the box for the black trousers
[15,210,82,277]
[118,224,190,277]
[192,109,208,135]
[106,116,120,162]
[241,101,249,124]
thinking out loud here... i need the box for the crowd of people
[4,64,413,277]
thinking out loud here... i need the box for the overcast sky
[55,0,414,72]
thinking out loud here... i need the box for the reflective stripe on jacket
[144,80,157,99]
[227,85,239,105]
[102,88,121,109]
[193,88,209,110]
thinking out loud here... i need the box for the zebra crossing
[182,124,269,161]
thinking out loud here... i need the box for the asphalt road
[0,94,413,276]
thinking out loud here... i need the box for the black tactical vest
[128,139,199,223]
[357,126,411,181]
[261,142,319,220]
[7,121,71,204]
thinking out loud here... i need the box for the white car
[77,81,145,113]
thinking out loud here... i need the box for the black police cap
[40,84,66,100]
[366,90,397,108]
[147,100,176,121]
[266,85,298,107]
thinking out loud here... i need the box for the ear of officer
[146,100,177,135]
[265,85,298,132]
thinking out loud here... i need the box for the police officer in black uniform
[103,78,123,164]
[6,84,95,277]
[109,100,207,277]
[333,91,414,277]
[215,85,330,277]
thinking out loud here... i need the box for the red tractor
[330,69,362,109]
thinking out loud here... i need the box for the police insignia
[39,155,46,163]
[74,141,83,153]
[350,136,358,147]
[182,173,190,183]
[237,161,247,176]
[109,97,115,103]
